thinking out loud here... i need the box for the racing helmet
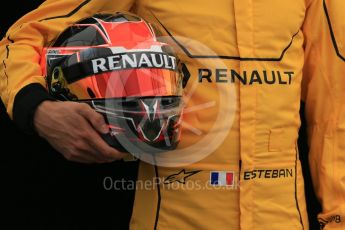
[41,12,184,153]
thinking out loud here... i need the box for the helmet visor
[70,68,182,99]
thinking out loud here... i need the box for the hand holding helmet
[34,100,127,163]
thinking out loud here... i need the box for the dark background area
[1,1,320,229]
[1,2,138,230]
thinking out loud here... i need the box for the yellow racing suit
[1,0,345,229]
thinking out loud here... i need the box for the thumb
[78,103,109,134]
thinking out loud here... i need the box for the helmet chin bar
[88,98,182,153]
[139,99,164,142]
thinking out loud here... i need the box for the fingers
[76,103,128,160]
[86,125,128,160]
[77,116,127,162]
[65,150,103,164]
[78,103,109,134]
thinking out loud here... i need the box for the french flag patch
[210,171,234,186]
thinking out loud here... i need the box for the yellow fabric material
[1,0,345,229]
[302,0,345,229]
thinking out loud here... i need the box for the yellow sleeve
[0,0,134,133]
[302,0,345,229]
